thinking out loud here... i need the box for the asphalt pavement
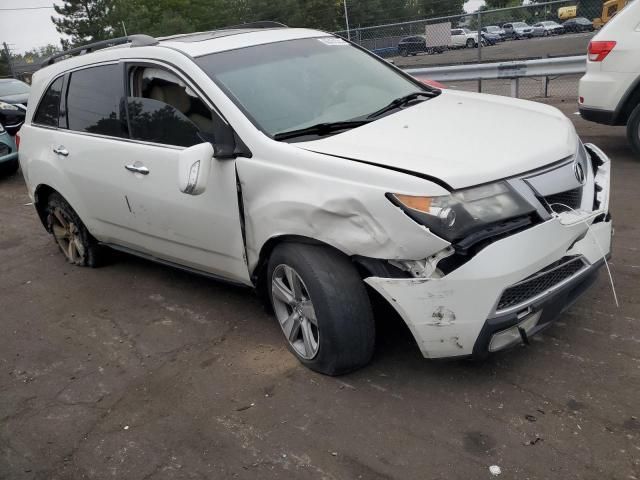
[392,31,595,68]
[0,101,638,479]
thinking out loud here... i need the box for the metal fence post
[477,11,482,93]
[544,76,550,97]
[511,78,520,98]
[343,0,351,41]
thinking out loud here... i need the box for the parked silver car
[482,25,507,41]
[503,22,534,39]
[532,21,566,37]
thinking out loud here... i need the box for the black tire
[46,192,104,267]
[627,103,640,156]
[267,243,375,376]
[0,158,19,177]
[466,38,475,48]
[400,48,408,57]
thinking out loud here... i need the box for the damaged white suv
[19,23,612,375]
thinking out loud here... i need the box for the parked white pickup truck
[450,28,482,48]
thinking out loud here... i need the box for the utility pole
[2,42,16,78]
[343,0,351,41]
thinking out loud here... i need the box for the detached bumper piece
[495,255,587,313]
[475,258,602,358]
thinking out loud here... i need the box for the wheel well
[252,235,410,309]
[252,235,330,308]
[34,184,57,232]
[617,79,640,125]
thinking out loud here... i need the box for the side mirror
[178,142,213,195]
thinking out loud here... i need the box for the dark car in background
[0,79,29,177]
[563,17,595,33]
[397,36,444,56]
[397,36,427,56]
[481,31,501,45]
[0,78,29,136]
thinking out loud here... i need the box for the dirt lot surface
[391,31,594,68]
[1,103,638,480]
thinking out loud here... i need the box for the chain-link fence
[335,0,607,100]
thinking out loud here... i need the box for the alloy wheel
[271,264,320,360]
[51,207,86,264]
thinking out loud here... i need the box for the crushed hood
[296,90,577,190]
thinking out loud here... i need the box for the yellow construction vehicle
[559,6,578,20]
[558,0,629,26]
[593,0,629,28]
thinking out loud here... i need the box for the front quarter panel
[236,145,451,274]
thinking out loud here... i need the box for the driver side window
[126,65,215,147]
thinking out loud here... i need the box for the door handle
[125,164,150,175]
[52,145,69,156]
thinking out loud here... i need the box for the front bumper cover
[365,144,612,359]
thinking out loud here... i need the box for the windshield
[0,80,30,97]
[486,26,500,32]
[196,37,424,137]
[513,22,528,28]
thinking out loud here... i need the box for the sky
[0,0,61,54]
[0,0,487,54]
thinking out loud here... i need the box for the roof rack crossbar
[218,21,288,30]
[42,34,158,68]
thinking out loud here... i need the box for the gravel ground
[0,102,638,480]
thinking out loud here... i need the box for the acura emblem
[574,162,586,185]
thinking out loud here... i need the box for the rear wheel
[268,243,375,376]
[46,193,104,267]
[627,104,640,156]
[466,38,475,48]
[400,48,408,57]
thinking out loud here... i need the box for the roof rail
[42,34,158,68]
[219,21,288,30]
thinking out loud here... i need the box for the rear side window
[33,77,63,127]
[66,64,127,138]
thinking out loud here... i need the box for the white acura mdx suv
[19,23,612,375]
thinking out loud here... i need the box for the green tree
[52,0,114,47]
[484,0,521,8]
[0,50,11,77]
[416,0,466,17]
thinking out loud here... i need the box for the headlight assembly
[389,181,536,242]
[0,101,19,111]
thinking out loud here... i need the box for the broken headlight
[389,181,536,242]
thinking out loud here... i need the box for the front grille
[496,256,587,312]
[544,187,583,212]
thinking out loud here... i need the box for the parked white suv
[579,0,640,155]
[19,24,612,375]
[450,28,482,48]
